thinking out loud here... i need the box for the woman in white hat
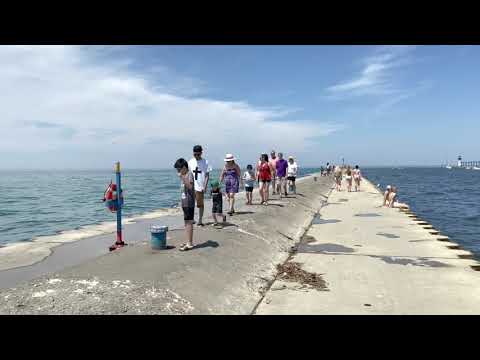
[220,154,241,215]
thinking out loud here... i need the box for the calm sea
[0,167,319,246]
[363,167,480,259]
[2,167,478,260]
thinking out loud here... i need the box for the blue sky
[0,45,478,169]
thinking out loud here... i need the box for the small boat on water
[445,165,452,169]
[473,167,480,171]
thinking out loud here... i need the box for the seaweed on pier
[276,262,328,291]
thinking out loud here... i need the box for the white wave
[0,206,181,271]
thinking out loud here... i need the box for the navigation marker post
[109,161,126,251]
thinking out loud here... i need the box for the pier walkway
[255,179,480,314]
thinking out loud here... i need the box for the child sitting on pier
[210,180,227,228]
[388,186,410,209]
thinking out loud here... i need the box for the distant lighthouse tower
[458,155,462,168]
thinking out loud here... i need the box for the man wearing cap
[269,150,278,195]
[188,145,211,226]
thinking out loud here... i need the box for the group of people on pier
[331,164,363,192]
[173,146,299,251]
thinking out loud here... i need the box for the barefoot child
[243,165,255,205]
[210,180,226,228]
[174,158,195,251]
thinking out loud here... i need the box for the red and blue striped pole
[109,161,126,251]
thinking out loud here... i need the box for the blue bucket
[151,225,168,250]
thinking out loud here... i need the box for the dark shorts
[212,201,222,214]
[287,176,296,182]
[245,186,254,193]
[182,207,194,221]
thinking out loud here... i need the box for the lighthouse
[458,155,462,168]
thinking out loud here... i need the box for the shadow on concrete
[312,216,341,225]
[376,232,400,239]
[193,240,219,250]
[378,256,449,268]
[354,213,381,217]
[298,243,355,254]
[264,203,284,208]
[233,211,255,215]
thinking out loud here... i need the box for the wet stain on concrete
[339,198,349,202]
[409,239,433,243]
[298,243,355,254]
[354,213,381,217]
[376,232,400,239]
[377,256,450,268]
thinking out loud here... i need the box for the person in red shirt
[258,153,275,205]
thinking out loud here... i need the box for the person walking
[258,153,274,205]
[276,152,289,198]
[174,158,195,251]
[333,165,342,191]
[269,150,278,195]
[188,145,211,226]
[242,164,255,205]
[345,166,353,192]
[353,165,362,191]
[287,156,298,194]
[220,153,241,215]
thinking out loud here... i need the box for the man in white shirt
[188,145,211,226]
[287,156,298,194]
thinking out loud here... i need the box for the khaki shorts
[195,191,204,208]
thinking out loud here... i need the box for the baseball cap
[193,145,203,153]
[210,180,220,188]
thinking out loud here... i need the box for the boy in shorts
[242,164,255,205]
[210,180,227,228]
[174,158,195,251]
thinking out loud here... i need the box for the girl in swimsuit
[333,165,342,191]
[345,166,353,192]
[220,154,241,215]
[353,165,362,192]
[258,153,274,205]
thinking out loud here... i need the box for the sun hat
[224,154,236,162]
[386,185,391,189]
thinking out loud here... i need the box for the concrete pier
[255,179,480,315]
[0,174,331,314]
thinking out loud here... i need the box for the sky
[1,45,479,169]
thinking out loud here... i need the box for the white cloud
[0,45,342,168]
[325,45,416,98]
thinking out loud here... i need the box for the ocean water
[363,167,480,259]
[0,167,320,246]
